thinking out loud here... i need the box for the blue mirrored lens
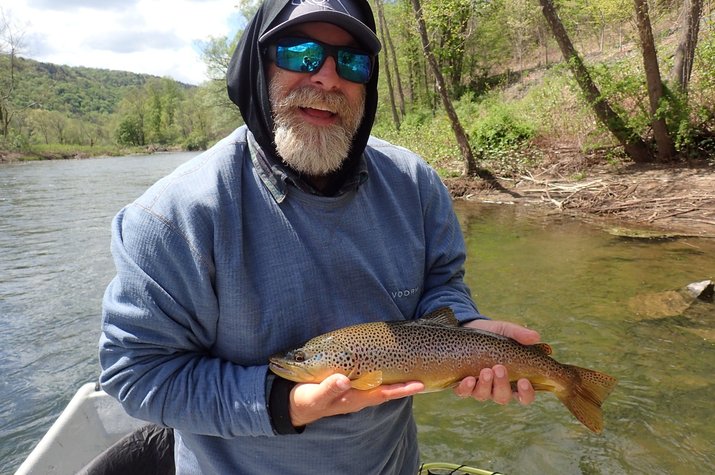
[337,50,372,83]
[276,43,325,73]
[273,40,372,84]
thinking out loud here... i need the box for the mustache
[274,86,351,117]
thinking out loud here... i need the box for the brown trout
[269,308,617,433]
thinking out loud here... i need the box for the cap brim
[259,11,381,54]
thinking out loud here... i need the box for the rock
[686,280,714,301]
[629,279,713,320]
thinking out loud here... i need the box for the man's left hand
[453,319,540,405]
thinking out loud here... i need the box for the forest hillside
[1,0,714,235]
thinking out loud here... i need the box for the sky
[2,0,245,85]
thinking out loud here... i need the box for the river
[1,153,714,474]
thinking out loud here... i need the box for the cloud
[4,0,242,85]
[85,30,184,54]
[26,0,138,10]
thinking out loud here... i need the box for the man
[99,0,539,473]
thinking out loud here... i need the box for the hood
[226,0,380,192]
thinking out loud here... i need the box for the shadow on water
[415,201,715,474]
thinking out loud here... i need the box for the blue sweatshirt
[99,125,481,474]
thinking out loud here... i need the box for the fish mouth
[269,357,305,381]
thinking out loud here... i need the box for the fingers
[374,381,425,401]
[289,377,424,427]
[515,378,535,405]
[490,365,513,404]
[452,366,536,406]
[464,319,540,345]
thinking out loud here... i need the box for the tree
[144,78,182,144]
[633,0,676,161]
[374,0,402,129]
[538,0,652,163]
[115,87,147,146]
[377,1,405,116]
[505,0,538,72]
[0,9,24,140]
[411,0,493,179]
[422,0,472,97]
[671,0,703,91]
[198,18,244,129]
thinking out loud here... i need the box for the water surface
[415,201,715,474]
[1,155,713,474]
[0,153,196,473]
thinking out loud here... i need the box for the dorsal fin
[418,307,460,326]
[531,343,553,355]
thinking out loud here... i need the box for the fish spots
[270,309,618,432]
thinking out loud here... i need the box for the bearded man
[98,1,539,473]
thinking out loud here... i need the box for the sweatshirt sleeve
[414,166,486,324]
[98,204,275,438]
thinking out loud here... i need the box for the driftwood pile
[509,168,715,233]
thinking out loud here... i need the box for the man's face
[266,22,367,177]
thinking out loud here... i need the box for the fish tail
[555,365,618,434]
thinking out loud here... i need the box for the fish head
[269,335,357,384]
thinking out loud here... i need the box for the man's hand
[453,319,540,405]
[289,374,424,427]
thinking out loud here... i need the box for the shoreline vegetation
[3,141,713,239]
[2,2,713,236]
[0,144,184,162]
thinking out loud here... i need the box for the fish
[269,307,618,433]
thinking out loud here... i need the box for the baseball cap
[259,0,381,54]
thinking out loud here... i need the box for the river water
[1,153,713,474]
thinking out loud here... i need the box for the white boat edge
[15,382,500,475]
[15,382,148,475]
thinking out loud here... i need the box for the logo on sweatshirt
[391,287,420,299]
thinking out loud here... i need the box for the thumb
[320,373,352,397]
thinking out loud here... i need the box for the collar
[247,131,368,203]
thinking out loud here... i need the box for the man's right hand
[289,374,425,427]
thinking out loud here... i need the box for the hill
[5,54,193,117]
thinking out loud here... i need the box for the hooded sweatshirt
[99,1,481,473]
[227,0,380,195]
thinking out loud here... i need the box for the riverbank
[0,150,101,162]
[446,154,715,238]
[0,145,185,163]
[4,145,713,238]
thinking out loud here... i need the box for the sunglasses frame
[264,37,375,84]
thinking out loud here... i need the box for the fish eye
[293,350,306,362]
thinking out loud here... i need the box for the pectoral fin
[350,371,383,390]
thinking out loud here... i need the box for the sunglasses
[265,37,374,84]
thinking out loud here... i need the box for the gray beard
[269,82,365,177]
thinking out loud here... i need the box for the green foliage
[7,56,160,116]
[373,106,461,169]
[588,60,650,132]
[2,0,714,170]
[466,98,535,152]
[183,133,209,151]
[462,94,539,174]
[519,65,593,141]
[374,93,539,176]
[698,25,715,90]
[694,20,715,131]
[1,129,30,151]
[116,115,145,146]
